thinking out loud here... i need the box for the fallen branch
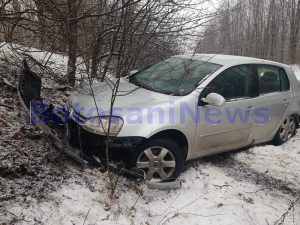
[0,102,14,110]
[5,210,31,223]
[274,196,300,225]
[82,208,91,225]
[131,182,145,210]
[0,117,11,126]
[42,85,69,92]
[156,190,215,225]
[213,184,233,189]
[2,77,17,90]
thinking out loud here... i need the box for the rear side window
[279,68,290,91]
[258,65,290,94]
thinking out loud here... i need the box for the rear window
[257,65,290,94]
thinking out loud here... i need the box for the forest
[198,0,300,64]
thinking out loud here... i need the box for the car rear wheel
[128,139,184,181]
[273,116,297,145]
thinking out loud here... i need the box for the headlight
[83,116,123,136]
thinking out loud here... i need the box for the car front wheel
[273,116,297,145]
[128,139,184,181]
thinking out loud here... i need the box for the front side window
[129,57,222,96]
[258,65,290,94]
[201,65,255,101]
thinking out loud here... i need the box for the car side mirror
[123,70,138,81]
[201,93,226,107]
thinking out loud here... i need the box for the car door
[250,64,291,143]
[193,65,257,156]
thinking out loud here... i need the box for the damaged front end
[17,57,183,188]
[17,58,145,172]
[17,58,102,166]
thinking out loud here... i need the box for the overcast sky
[180,0,221,54]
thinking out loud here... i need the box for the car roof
[175,54,288,68]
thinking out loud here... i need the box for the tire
[127,138,185,181]
[273,115,297,146]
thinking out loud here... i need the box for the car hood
[69,78,176,118]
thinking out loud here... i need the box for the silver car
[66,54,300,180]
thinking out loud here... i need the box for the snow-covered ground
[1,138,300,225]
[0,42,69,74]
[0,43,300,225]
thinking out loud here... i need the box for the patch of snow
[291,64,300,81]
[0,42,69,75]
[234,133,300,190]
[3,138,300,225]
[0,42,113,88]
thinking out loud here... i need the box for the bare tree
[197,0,300,64]
[288,0,300,64]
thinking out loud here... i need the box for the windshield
[129,57,222,95]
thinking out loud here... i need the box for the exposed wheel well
[149,130,189,160]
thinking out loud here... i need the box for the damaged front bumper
[17,59,145,167]
[66,118,145,163]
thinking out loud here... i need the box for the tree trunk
[91,39,101,78]
[35,1,46,49]
[289,0,300,64]
[66,0,78,87]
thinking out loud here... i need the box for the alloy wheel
[136,146,176,180]
[279,116,296,142]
